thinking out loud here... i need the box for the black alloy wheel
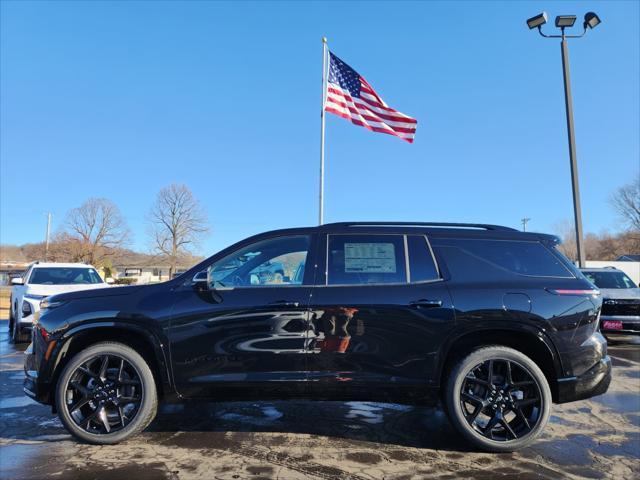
[63,354,143,434]
[460,358,542,441]
[445,346,551,452]
[56,342,158,444]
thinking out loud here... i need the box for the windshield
[29,267,104,285]
[583,271,638,289]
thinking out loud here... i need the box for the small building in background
[112,263,197,284]
[0,261,30,286]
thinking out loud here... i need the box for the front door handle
[268,300,300,308]
[410,299,443,308]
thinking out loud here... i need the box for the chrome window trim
[423,234,442,280]
[404,235,411,283]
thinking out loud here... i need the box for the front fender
[40,319,175,404]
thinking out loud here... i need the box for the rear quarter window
[430,238,574,279]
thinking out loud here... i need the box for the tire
[444,345,551,452]
[55,342,158,444]
[8,302,15,344]
[11,314,30,344]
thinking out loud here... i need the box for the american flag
[324,52,417,143]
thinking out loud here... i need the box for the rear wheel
[444,346,551,452]
[55,342,158,444]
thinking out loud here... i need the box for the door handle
[268,300,300,308]
[410,299,443,308]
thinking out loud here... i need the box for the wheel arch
[50,322,174,406]
[439,326,563,402]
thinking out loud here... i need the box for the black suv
[24,222,611,451]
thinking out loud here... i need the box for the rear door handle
[268,300,300,308]
[410,299,443,308]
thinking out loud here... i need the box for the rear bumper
[556,355,612,404]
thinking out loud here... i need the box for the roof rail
[322,222,518,231]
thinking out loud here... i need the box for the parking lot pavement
[0,319,638,480]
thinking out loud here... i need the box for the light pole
[44,212,52,261]
[526,11,601,268]
[521,217,531,232]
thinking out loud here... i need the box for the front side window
[29,268,104,285]
[583,271,638,289]
[208,235,310,288]
[327,234,406,285]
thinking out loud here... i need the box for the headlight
[40,298,67,310]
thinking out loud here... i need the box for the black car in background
[24,222,610,451]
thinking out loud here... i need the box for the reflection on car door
[168,234,317,399]
[305,233,455,402]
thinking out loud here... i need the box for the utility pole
[44,212,52,261]
[521,217,531,232]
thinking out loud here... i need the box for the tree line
[556,174,639,261]
[10,183,209,277]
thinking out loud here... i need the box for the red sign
[602,320,623,330]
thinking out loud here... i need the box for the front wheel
[11,315,30,344]
[55,342,158,444]
[444,346,551,452]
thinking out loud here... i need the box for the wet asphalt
[0,318,638,480]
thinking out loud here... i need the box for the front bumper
[600,315,640,335]
[556,355,612,403]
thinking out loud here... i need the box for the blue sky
[1,1,638,256]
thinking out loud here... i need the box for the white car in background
[9,262,111,343]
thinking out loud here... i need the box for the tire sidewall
[446,346,552,452]
[55,342,157,444]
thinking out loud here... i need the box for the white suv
[9,262,111,343]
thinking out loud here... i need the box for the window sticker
[344,243,397,273]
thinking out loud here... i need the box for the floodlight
[526,12,548,29]
[584,12,601,29]
[555,15,577,28]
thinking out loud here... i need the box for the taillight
[548,288,600,297]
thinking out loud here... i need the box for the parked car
[581,267,640,340]
[9,262,110,343]
[24,222,610,451]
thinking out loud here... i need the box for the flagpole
[319,37,328,225]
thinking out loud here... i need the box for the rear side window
[407,235,439,282]
[432,238,573,278]
[327,234,406,285]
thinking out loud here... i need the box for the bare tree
[148,184,208,277]
[65,198,130,266]
[611,174,640,232]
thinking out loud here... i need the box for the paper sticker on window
[344,243,396,273]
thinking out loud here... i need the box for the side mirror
[11,277,24,286]
[105,278,115,285]
[192,271,209,291]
